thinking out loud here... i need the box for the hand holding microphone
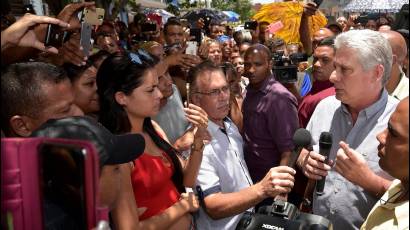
[274,128,312,201]
[297,132,333,182]
[315,132,332,195]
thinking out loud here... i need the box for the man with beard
[298,37,336,128]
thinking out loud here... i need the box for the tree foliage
[212,0,254,21]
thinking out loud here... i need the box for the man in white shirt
[189,60,296,230]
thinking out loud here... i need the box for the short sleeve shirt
[243,76,299,183]
[306,90,398,230]
[195,118,254,230]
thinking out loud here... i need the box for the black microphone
[275,128,311,202]
[315,132,333,196]
[288,128,312,168]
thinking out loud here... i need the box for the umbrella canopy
[181,9,228,24]
[143,8,175,25]
[343,0,408,13]
[222,11,240,22]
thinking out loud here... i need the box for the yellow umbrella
[253,1,327,44]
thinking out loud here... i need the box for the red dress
[131,153,180,220]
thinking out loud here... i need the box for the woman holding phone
[96,50,208,229]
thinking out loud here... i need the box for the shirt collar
[208,117,232,137]
[379,180,409,229]
[341,89,389,120]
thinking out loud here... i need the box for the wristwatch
[191,141,205,153]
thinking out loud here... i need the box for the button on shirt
[243,75,298,183]
[195,118,254,230]
[306,90,398,230]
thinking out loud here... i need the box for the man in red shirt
[298,37,336,128]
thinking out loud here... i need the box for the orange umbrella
[253,1,327,44]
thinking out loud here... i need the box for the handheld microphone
[275,128,312,202]
[315,132,332,196]
[288,128,312,168]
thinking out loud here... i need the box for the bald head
[380,30,408,64]
[244,44,272,60]
[313,28,335,40]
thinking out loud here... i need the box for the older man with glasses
[189,60,296,230]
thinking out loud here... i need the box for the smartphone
[141,22,157,32]
[23,4,36,14]
[80,22,93,57]
[189,28,202,43]
[44,24,69,48]
[203,16,212,29]
[185,41,198,56]
[244,21,258,30]
[313,0,323,7]
[39,143,87,229]
[83,8,105,26]
[354,15,368,24]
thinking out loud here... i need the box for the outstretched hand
[1,14,69,53]
[57,1,95,30]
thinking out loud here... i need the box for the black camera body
[272,51,308,83]
[236,200,332,230]
[245,20,258,30]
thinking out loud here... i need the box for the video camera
[236,199,332,230]
[272,51,308,83]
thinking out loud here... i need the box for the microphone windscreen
[293,128,312,148]
[319,132,332,148]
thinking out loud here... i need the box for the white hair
[335,29,393,86]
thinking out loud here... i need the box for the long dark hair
[96,51,185,193]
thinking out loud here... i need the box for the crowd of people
[1,1,409,230]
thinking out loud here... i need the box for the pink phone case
[1,138,107,230]
[267,21,284,34]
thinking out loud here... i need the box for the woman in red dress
[97,50,209,229]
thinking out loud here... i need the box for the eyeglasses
[194,85,230,97]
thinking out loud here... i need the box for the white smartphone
[185,41,198,56]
